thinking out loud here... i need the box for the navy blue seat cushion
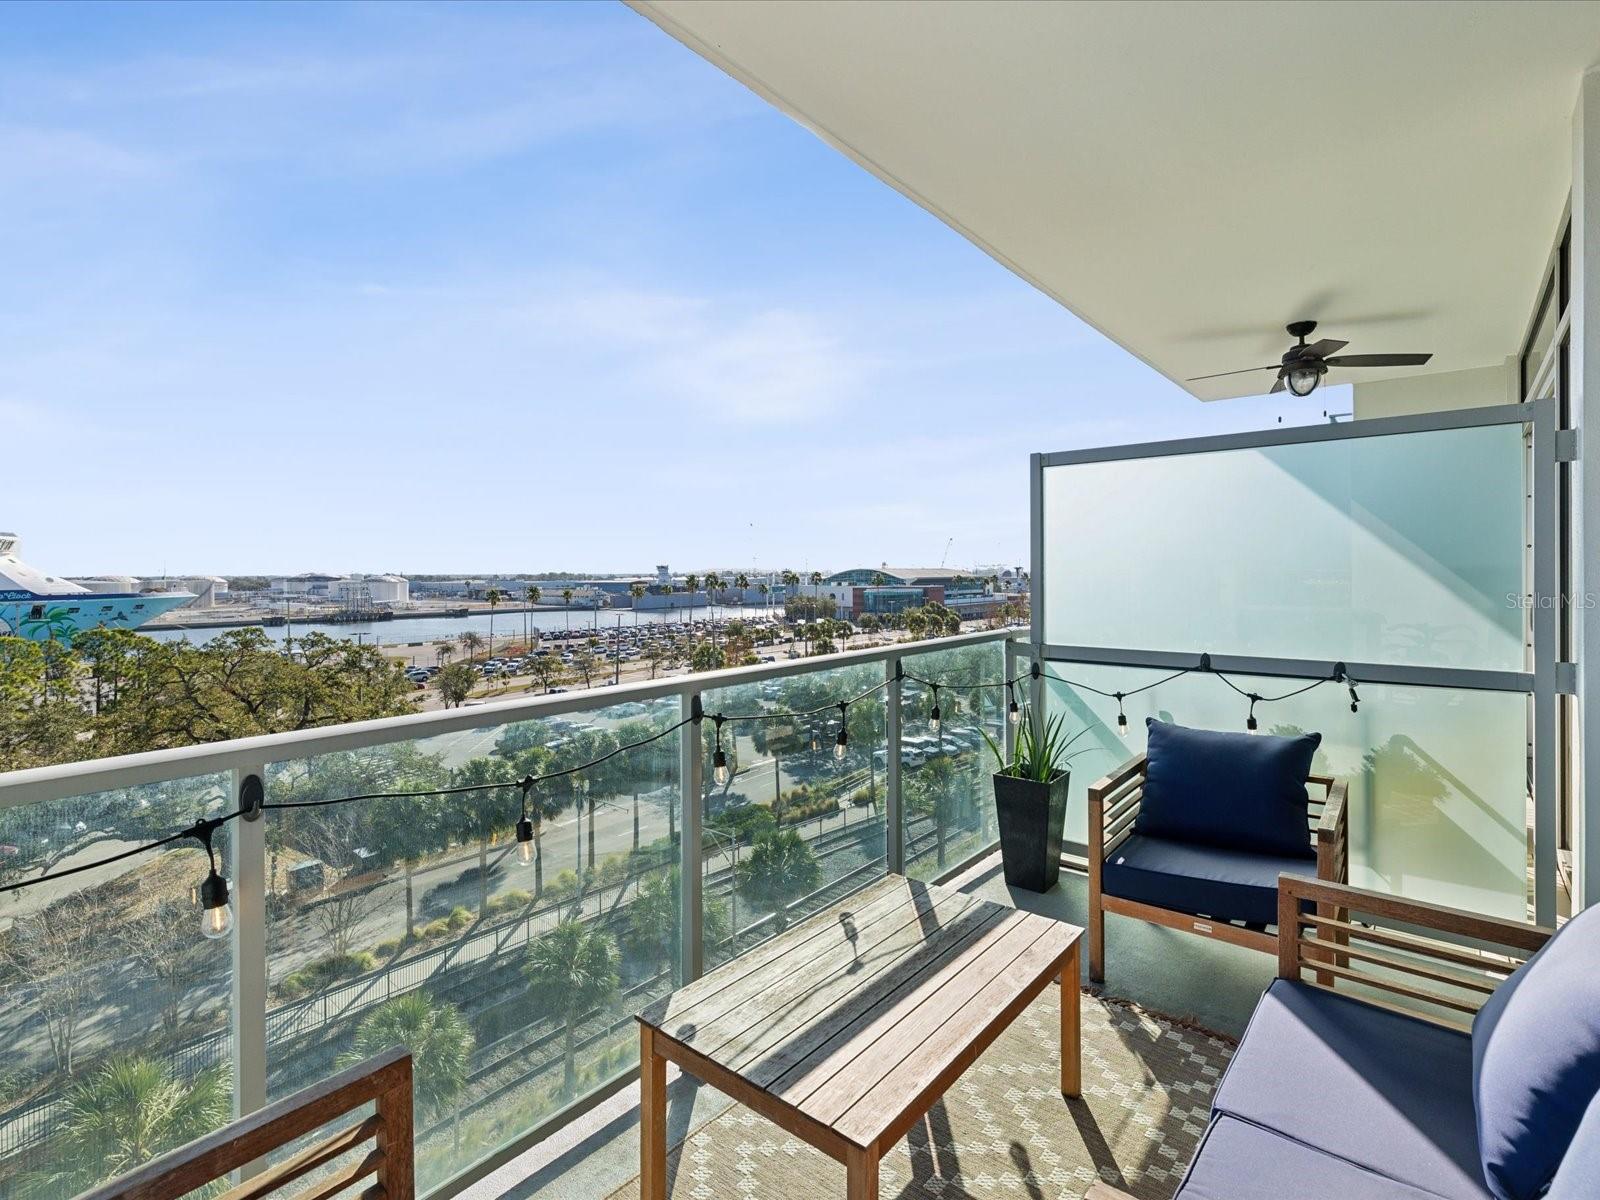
[1101,833,1315,926]
[1214,979,1489,1200]
[1545,1087,1600,1200]
[1136,718,1320,859]
[1472,902,1600,1200]
[1175,1116,1452,1200]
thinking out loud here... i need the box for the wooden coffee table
[636,875,1083,1199]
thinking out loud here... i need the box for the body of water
[142,604,782,649]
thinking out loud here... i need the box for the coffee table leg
[641,1025,667,1200]
[1061,940,1081,1098]
[846,1144,879,1200]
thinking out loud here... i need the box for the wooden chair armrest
[1083,1185,1139,1200]
[1315,780,1348,882]
[1087,752,1147,802]
[1277,875,1552,1027]
[1088,753,1146,864]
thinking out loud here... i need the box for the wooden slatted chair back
[75,1048,413,1200]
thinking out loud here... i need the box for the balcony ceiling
[632,1,1600,400]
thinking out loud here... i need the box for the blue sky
[1,1,1324,577]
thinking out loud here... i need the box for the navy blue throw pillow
[1473,902,1600,1200]
[1134,719,1320,859]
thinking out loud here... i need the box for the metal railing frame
[1030,398,1563,925]
[0,626,1016,1193]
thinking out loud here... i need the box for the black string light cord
[2,653,1362,905]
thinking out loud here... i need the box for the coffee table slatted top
[636,874,1081,1153]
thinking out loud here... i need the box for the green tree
[689,639,724,673]
[365,786,450,940]
[524,919,619,1094]
[524,584,542,647]
[629,583,647,629]
[19,1059,229,1199]
[446,757,520,917]
[908,753,961,868]
[623,868,731,965]
[485,587,503,658]
[339,993,473,1124]
[561,587,574,635]
[458,630,484,663]
[436,661,477,708]
[846,699,886,807]
[527,654,567,694]
[736,829,821,932]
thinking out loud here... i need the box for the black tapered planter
[992,769,1069,892]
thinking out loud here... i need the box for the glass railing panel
[1041,422,1528,671]
[1043,665,1529,919]
[900,641,1005,881]
[262,698,680,1194]
[699,662,888,971]
[0,774,233,1200]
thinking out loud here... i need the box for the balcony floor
[464,851,1276,1200]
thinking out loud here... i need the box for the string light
[190,818,233,942]
[711,715,730,787]
[4,653,1365,925]
[515,779,535,867]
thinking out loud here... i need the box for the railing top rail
[0,627,1021,809]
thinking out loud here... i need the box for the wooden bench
[636,875,1083,1200]
[78,1047,413,1200]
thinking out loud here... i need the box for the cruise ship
[0,533,194,643]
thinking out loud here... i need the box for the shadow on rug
[608,987,1233,1199]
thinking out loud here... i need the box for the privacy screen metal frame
[1030,398,1561,925]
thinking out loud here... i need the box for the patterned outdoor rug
[607,987,1233,1200]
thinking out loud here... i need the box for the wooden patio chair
[78,1047,413,1200]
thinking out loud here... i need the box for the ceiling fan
[1188,321,1433,397]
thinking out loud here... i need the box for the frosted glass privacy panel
[1041,423,1527,670]
[1043,667,1528,920]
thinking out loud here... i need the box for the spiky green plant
[982,711,1094,781]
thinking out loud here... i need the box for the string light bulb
[1007,682,1021,726]
[1348,683,1360,714]
[929,685,941,735]
[1115,693,1128,738]
[1246,695,1260,735]
[188,819,233,942]
[516,779,535,866]
[712,716,730,786]
[834,702,849,760]
[199,869,233,940]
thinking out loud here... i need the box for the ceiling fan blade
[1186,365,1280,381]
[1322,353,1433,368]
[1303,338,1349,357]
[1269,373,1286,394]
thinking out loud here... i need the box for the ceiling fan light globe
[1286,365,1322,397]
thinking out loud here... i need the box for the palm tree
[630,583,647,629]
[524,584,542,647]
[485,587,502,658]
[561,587,574,635]
[757,580,769,614]
[459,630,484,663]
[18,1057,230,1199]
[809,570,823,598]
[909,753,960,869]
[340,993,473,1146]
[736,829,822,932]
[684,574,700,624]
[525,919,619,1094]
[704,573,724,645]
